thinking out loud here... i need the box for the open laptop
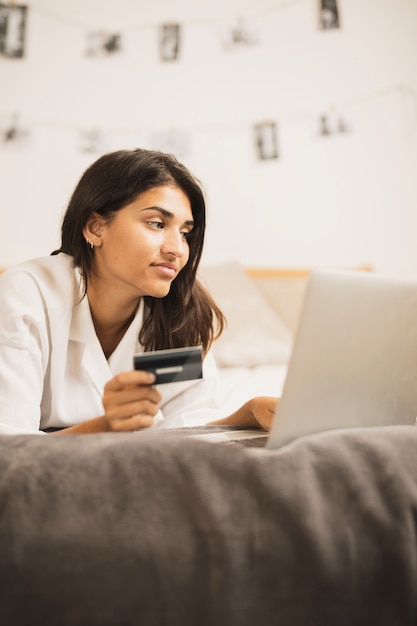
[267,268,417,449]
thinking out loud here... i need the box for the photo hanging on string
[159,23,181,61]
[254,121,279,161]
[0,114,30,148]
[0,3,28,58]
[220,17,260,51]
[318,0,340,30]
[85,31,122,57]
[79,128,104,154]
[150,128,191,158]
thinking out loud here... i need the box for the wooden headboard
[245,264,372,280]
[245,264,373,334]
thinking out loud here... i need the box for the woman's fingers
[104,397,160,419]
[104,385,161,408]
[250,396,279,430]
[104,370,156,391]
[110,413,155,432]
[102,370,162,432]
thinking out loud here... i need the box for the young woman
[0,149,277,435]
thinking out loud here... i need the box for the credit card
[133,346,203,385]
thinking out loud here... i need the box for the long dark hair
[52,148,224,354]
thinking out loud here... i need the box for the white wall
[1,0,417,272]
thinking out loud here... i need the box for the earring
[85,238,94,249]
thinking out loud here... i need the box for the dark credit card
[133,346,203,385]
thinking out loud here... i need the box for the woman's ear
[83,213,105,248]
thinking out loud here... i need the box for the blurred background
[1,0,416,272]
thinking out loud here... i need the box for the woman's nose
[161,230,186,257]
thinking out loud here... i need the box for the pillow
[253,276,308,335]
[199,261,293,367]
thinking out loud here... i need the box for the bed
[3,262,417,626]
[2,420,417,626]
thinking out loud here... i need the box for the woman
[0,148,277,435]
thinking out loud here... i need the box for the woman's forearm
[51,416,110,434]
[208,397,278,431]
[209,399,261,428]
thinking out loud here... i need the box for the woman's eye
[181,230,193,240]
[148,221,164,229]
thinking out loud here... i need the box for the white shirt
[0,254,221,434]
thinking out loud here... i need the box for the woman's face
[89,185,194,300]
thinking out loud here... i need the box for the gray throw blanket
[1,425,417,626]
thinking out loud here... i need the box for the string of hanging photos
[1,1,415,158]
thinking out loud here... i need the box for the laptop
[267,268,417,449]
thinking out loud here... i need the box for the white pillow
[199,261,293,367]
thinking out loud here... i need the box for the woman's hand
[102,370,162,432]
[246,396,279,430]
[208,396,279,431]
[53,370,162,435]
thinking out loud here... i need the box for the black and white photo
[318,114,332,136]
[254,121,279,161]
[159,23,181,62]
[319,0,340,30]
[0,113,30,148]
[0,3,28,58]
[79,127,104,154]
[150,128,191,157]
[86,31,122,57]
[220,17,260,50]
[318,109,350,136]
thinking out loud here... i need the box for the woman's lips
[152,263,177,278]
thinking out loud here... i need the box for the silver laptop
[268,268,417,449]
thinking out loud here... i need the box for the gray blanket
[1,425,417,625]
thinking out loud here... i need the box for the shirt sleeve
[153,350,223,428]
[0,270,49,434]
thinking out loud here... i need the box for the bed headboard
[245,264,372,334]
[199,261,372,367]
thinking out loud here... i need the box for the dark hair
[52,148,224,353]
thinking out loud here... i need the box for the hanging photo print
[85,31,122,57]
[79,127,107,154]
[254,121,279,161]
[159,23,181,62]
[0,3,28,58]
[337,116,349,133]
[220,17,260,51]
[150,128,191,157]
[0,113,30,148]
[318,114,332,136]
[318,107,350,136]
[319,0,340,30]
